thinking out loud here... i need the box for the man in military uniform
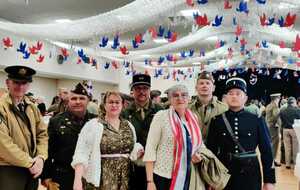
[189,71,228,141]
[47,87,69,116]
[207,77,275,190]
[265,93,281,166]
[122,74,163,190]
[0,65,48,190]
[41,83,97,190]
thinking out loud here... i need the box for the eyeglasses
[106,101,122,105]
[133,86,150,91]
[171,93,189,99]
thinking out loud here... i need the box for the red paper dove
[135,34,143,43]
[29,46,38,54]
[112,61,119,69]
[148,27,157,39]
[256,42,260,48]
[195,14,210,26]
[120,46,129,55]
[169,32,177,42]
[61,48,69,57]
[240,38,247,46]
[224,0,232,9]
[235,25,243,36]
[292,34,300,52]
[186,0,194,7]
[260,13,267,26]
[36,41,43,51]
[37,55,45,63]
[2,37,13,48]
[279,41,286,48]
[284,13,296,27]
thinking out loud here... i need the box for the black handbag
[222,114,258,174]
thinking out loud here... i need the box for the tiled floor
[39,166,299,190]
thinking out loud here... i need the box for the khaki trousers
[283,128,299,167]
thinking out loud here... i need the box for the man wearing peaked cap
[41,83,97,190]
[5,65,36,82]
[189,71,227,142]
[207,77,275,190]
[122,74,163,190]
[0,65,48,190]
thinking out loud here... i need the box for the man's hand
[192,153,202,164]
[263,183,275,190]
[29,156,44,178]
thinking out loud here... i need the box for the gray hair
[167,84,189,99]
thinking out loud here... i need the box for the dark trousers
[154,173,171,190]
[52,167,75,190]
[130,165,147,190]
[0,166,38,190]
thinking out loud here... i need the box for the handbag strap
[221,113,246,153]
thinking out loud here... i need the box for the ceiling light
[55,19,72,23]
[153,38,168,44]
[180,9,200,17]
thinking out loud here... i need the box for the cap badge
[18,68,27,76]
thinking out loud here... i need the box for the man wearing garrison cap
[41,83,97,190]
[0,65,48,190]
[207,77,275,190]
[189,71,228,142]
[122,74,163,190]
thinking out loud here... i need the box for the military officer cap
[270,93,281,100]
[131,74,151,89]
[71,83,89,96]
[4,65,36,82]
[197,71,214,82]
[150,90,161,99]
[225,77,247,93]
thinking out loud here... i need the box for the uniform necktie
[140,108,145,120]
[18,103,25,112]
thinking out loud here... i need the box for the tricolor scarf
[169,107,202,190]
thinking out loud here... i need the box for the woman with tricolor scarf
[144,84,203,190]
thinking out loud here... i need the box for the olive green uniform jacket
[189,96,228,141]
[0,94,48,168]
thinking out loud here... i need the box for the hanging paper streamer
[189,49,194,57]
[104,62,110,69]
[200,48,205,57]
[267,16,275,26]
[278,16,285,27]
[112,61,119,69]
[279,41,286,48]
[61,48,69,60]
[23,51,30,59]
[180,51,187,58]
[186,0,194,6]
[158,56,165,65]
[36,41,43,51]
[17,42,27,53]
[148,27,157,38]
[29,46,38,54]
[235,25,242,36]
[261,40,268,48]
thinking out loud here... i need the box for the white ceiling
[0,0,134,24]
[0,0,299,70]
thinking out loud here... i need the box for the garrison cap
[197,71,214,82]
[71,83,89,96]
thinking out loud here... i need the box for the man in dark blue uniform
[41,83,97,190]
[206,77,275,190]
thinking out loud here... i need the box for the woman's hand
[147,181,157,190]
[137,149,145,159]
[192,153,202,164]
[73,177,83,190]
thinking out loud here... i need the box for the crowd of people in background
[0,65,300,190]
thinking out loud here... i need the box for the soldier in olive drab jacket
[41,83,97,190]
[122,74,163,190]
[265,93,281,166]
[0,65,48,190]
[189,71,228,142]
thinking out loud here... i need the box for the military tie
[18,103,25,112]
[140,108,145,120]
